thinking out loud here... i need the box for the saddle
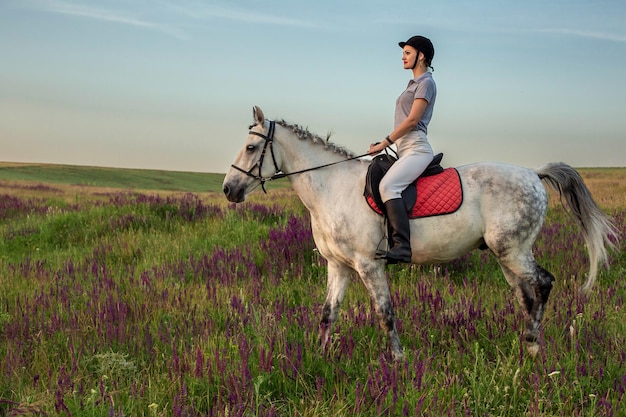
[363,152,463,218]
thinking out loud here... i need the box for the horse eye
[246,144,256,153]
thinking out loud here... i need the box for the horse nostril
[223,185,230,195]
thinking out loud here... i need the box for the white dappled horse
[222,106,618,360]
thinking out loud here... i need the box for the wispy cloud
[18,0,189,40]
[158,0,318,29]
[533,28,626,43]
[374,9,626,44]
[16,0,319,39]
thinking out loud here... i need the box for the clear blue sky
[1,0,625,173]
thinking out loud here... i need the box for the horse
[222,106,618,360]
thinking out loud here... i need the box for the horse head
[223,106,283,202]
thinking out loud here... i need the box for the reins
[230,120,372,193]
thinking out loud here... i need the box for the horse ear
[253,106,265,126]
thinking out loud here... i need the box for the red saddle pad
[366,168,463,218]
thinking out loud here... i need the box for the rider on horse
[368,35,437,264]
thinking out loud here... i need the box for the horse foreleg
[357,263,404,361]
[376,299,404,361]
[319,262,351,352]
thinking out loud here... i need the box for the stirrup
[374,248,388,259]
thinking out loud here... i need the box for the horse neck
[275,133,338,171]
[274,129,362,209]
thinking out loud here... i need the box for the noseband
[231,120,372,193]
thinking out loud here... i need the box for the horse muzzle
[222,181,247,203]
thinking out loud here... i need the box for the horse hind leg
[499,259,555,356]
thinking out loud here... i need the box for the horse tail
[535,162,619,292]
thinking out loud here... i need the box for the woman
[368,35,437,264]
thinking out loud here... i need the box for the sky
[1,0,625,174]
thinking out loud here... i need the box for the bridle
[230,121,283,193]
[230,120,372,193]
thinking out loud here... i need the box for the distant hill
[0,162,289,193]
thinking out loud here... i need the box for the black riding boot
[376,198,412,264]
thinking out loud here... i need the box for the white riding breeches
[379,130,434,203]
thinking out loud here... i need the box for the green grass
[0,162,222,192]
[0,167,624,416]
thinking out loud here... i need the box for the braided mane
[275,119,357,159]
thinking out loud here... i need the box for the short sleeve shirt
[394,72,436,134]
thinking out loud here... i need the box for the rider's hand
[368,142,385,156]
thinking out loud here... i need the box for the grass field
[0,164,625,416]
[0,162,225,193]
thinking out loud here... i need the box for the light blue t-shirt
[394,72,437,134]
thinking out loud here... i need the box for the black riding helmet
[399,36,434,69]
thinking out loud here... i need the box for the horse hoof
[393,350,405,361]
[526,342,540,357]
